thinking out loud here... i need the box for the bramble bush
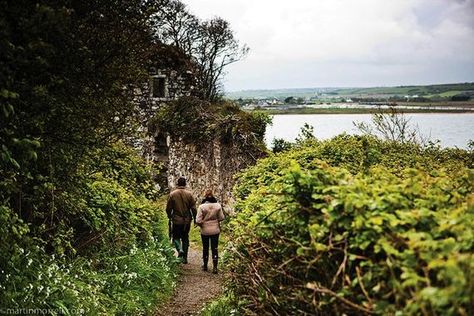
[227,135,473,315]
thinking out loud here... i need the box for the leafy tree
[0,1,182,312]
[153,0,200,55]
[195,17,249,101]
[0,0,158,256]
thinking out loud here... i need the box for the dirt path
[155,247,223,316]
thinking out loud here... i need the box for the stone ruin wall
[132,65,262,212]
[159,135,261,213]
[133,67,196,163]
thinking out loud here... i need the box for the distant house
[404,95,419,101]
[257,100,270,107]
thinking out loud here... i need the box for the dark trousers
[201,234,219,265]
[172,224,190,258]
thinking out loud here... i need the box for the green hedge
[227,135,473,315]
[0,143,178,314]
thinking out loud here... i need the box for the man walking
[166,177,196,263]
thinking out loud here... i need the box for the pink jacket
[196,202,225,236]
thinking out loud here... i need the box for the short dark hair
[177,177,186,186]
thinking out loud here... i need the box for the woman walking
[196,190,225,274]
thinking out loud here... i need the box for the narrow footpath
[155,247,223,316]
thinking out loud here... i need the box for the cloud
[183,0,474,90]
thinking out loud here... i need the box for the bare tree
[194,17,249,101]
[152,1,248,101]
[354,107,428,145]
[152,0,199,55]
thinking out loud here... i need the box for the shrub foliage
[150,96,271,147]
[228,135,473,315]
[0,1,177,313]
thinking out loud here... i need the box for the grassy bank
[259,107,474,115]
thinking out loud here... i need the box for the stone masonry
[165,135,260,213]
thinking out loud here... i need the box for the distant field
[226,87,328,99]
[335,83,474,96]
[227,82,474,99]
[261,107,474,115]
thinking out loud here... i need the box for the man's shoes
[212,266,218,274]
[202,264,208,271]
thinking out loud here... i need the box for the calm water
[265,113,474,148]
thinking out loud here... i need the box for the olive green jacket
[166,186,197,225]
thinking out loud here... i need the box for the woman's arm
[217,204,225,221]
[196,205,204,225]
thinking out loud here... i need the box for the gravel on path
[155,247,223,316]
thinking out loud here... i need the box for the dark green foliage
[271,138,293,153]
[150,96,271,147]
[0,1,177,312]
[0,0,155,249]
[0,141,178,313]
[227,135,473,315]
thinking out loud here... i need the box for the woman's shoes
[212,259,218,274]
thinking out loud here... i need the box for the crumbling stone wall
[133,65,197,163]
[134,68,196,121]
[129,42,266,209]
[163,136,262,212]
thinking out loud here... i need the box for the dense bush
[0,142,178,314]
[0,1,178,312]
[1,240,177,314]
[150,96,271,147]
[227,135,473,315]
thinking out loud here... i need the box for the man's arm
[166,195,173,219]
[190,194,197,223]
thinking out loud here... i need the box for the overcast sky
[183,0,474,92]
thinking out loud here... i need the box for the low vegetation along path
[155,246,223,316]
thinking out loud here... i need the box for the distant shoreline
[250,107,474,115]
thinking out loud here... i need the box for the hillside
[226,82,474,100]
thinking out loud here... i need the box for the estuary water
[265,113,474,148]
